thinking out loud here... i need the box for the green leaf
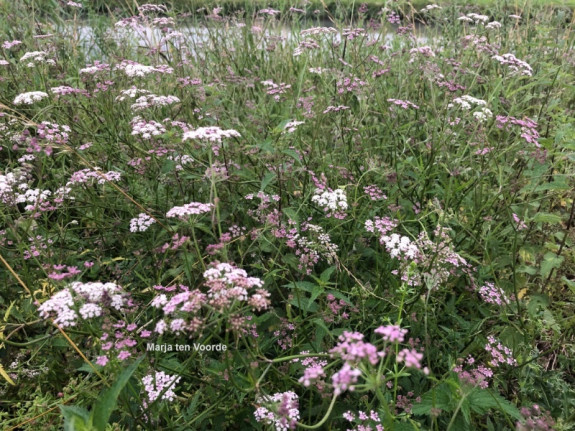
[260,172,276,192]
[319,266,337,283]
[468,389,521,419]
[90,356,143,431]
[540,252,564,279]
[533,213,563,224]
[61,405,92,431]
[282,207,299,223]
[411,383,452,415]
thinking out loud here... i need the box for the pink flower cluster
[142,371,181,405]
[493,53,533,76]
[131,117,166,139]
[254,391,300,431]
[336,75,367,94]
[332,363,362,395]
[343,410,384,431]
[485,335,517,367]
[375,324,408,343]
[97,320,149,365]
[478,282,511,306]
[46,264,81,281]
[496,115,540,147]
[261,80,292,101]
[68,168,121,185]
[516,404,556,431]
[330,331,381,365]
[363,185,387,201]
[150,263,269,336]
[453,355,493,389]
[388,98,419,110]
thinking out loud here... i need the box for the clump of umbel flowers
[343,410,385,431]
[295,325,428,400]
[254,391,300,430]
[151,262,270,336]
[37,281,134,328]
[516,404,555,431]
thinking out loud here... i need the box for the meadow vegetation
[1,0,575,430]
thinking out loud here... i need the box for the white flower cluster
[486,21,502,29]
[421,4,441,12]
[20,51,55,67]
[283,120,305,134]
[115,87,151,101]
[1,168,72,210]
[130,94,180,111]
[166,201,213,219]
[300,27,338,36]
[167,154,194,171]
[129,213,156,232]
[115,61,174,78]
[13,91,49,105]
[0,170,29,205]
[311,188,348,218]
[458,13,489,24]
[448,95,492,122]
[380,233,419,260]
[182,126,241,142]
[131,117,166,139]
[38,281,128,327]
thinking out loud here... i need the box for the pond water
[64,20,434,60]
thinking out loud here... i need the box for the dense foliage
[1,1,574,430]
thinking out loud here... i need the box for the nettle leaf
[411,383,452,415]
[533,213,563,224]
[90,356,143,431]
[468,389,521,419]
[540,252,564,279]
[61,405,92,431]
[319,266,337,283]
[260,171,276,192]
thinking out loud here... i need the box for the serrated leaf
[319,266,337,283]
[540,252,564,279]
[260,172,276,192]
[282,207,299,223]
[411,383,452,415]
[90,356,143,431]
[533,213,563,224]
[60,405,91,431]
[467,389,521,419]
[281,148,302,164]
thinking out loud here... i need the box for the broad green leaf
[540,252,564,279]
[90,356,143,431]
[319,266,337,283]
[411,383,452,415]
[260,171,276,192]
[533,213,563,224]
[61,405,92,431]
[468,389,521,419]
[282,207,299,223]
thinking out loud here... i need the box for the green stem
[296,392,338,430]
